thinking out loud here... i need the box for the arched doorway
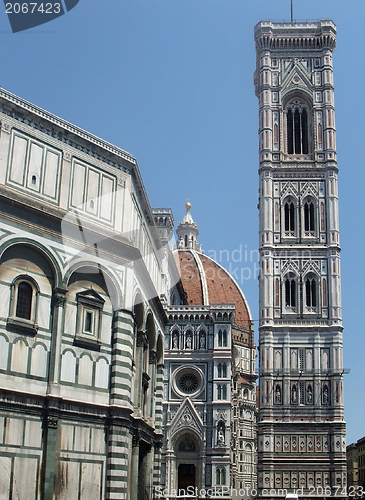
[175,434,200,493]
[178,464,196,492]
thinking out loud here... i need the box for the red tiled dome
[175,250,252,331]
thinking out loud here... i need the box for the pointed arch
[303,271,319,312]
[283,93,313,156]
[281,193,298,238]
[302,194,318,237]
[282,271,298,313]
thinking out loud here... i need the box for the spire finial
[291,0,293,23]
[185,199,191,211]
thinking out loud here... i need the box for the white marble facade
[0,88,179,500]
[254,20,347,498]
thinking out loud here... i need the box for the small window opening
[285,277,296,308]
[284,202,295,232]
[218,329,222,347]
[299,349,304,371]
[16,282,33,320]
[299,381,305,404]
[31,175,37,185]
[84,311,93,333]
[287,105,308,154]
[90,200,94,209]
[222,385,227,399]
[305,277,317,308]
[304,202,315,231]
[222,329,227,347]
[217,384,222,399]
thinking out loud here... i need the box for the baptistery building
[0,88,182,500]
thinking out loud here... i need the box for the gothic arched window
[222,329,227,347]
[218,329,223,347]
[218,328,228,347]
[217,384,222,400]
[216,467,226,485]
[304,200,315,233]
[218,363,227,378]
[217,384,227,400]
[286,99,309,154]
[305,275,318,312]
[222,384,227,399]
[284,274,297,311]
[284,201,295,232]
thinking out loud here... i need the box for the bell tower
[254,21,346,497]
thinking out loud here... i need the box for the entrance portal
[178,464,196,492]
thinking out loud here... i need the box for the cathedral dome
[174,202,254,347]
[175,250,252,328]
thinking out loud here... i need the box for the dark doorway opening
[137,443,150,500]
[178,463,196,493]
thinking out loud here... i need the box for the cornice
[0,87,163,253]
[0,88,135,166]
[258,164,339,176]
[259,323,343,333]
[254,20,336,53]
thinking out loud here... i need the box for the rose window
[179,373,199,394]
[172,366,204,398]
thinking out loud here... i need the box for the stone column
[130,431,140,500]
[43,415,59,500]
[135,331,148,413]
[47,287,67,396]
[148,350,157,419]
[145,445,154,499]
[110,309,134,408]
[106,309,134,499]
[153,439,163,497]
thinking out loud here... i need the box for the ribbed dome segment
[175,250,252,331]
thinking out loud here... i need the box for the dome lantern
[176,200,201,252]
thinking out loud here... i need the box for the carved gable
[169,398,203,439]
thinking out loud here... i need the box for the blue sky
[0,0,363,444]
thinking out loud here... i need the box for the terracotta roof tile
[174,251,203,305]
[198,254,251,329]
[175,250,252,330]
